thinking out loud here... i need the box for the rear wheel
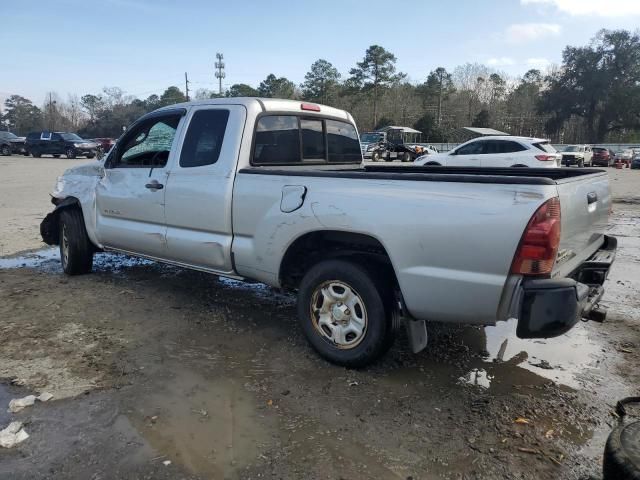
[297,259,395,368]
[371,151,380,162]
[31,150,41,158]
[402,152,412,162]
[59,208,94,275]
[66,148,76,159]
[1,145,10,156]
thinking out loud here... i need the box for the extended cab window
[254,116,300,164]
[114,114,181,168]
[253,115,361,165]
[180,109,229,167]
[326,120,360,162]
[301,119,325,160]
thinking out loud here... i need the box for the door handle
[587,192,598,204]
[145,180,164,190]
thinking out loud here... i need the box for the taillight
[535,154,557,161]
[511,197,561,277]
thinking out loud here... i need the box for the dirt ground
[0,155,639,479]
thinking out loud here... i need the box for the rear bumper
[516,235,617,338]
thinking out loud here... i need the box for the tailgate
[553,171,611,278]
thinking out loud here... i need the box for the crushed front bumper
[516,235,617,338]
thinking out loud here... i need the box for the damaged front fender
[40,197,80,245]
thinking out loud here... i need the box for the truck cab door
[95,110,185,258]
[163,105,246,274]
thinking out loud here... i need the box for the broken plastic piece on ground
[163,460,172,466]
[0,422,29,448]
[8,395,37,413]
[514,417,530,425]
[38,392,54,402]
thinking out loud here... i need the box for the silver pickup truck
[40,98,616,367]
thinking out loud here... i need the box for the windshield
[563,145,581,152]
[3,132,18,139]
[60,133,84,142]
[360,133,383,143]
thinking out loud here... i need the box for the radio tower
[215,53,225,96]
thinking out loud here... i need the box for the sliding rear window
[253,115,361,165]
[533,141,556,153]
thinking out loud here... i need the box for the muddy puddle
[127,367,272,478]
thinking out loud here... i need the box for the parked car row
[414,139,640,169]
[0,130,116,159]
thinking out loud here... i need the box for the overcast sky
[1,0,640,107]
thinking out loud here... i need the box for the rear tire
[402,152,412,162]
[59,208,94,275]
[1,145,10,156]
[32,150,41,158]
[297,259,395,368]
[371,151,380,162]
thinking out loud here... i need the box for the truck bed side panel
[232,172,557,325]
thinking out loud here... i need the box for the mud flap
[405,318,428,353]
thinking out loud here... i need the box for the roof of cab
[156,97,352,121]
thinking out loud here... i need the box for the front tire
[66,148,76,159]
[401,152,412,162]
[1,145,10,156]
[32,150,41,158]
[59,208,94,275]
[371,151,380,162]
[578,159,584,167]
[297,259,395,368]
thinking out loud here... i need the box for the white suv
[414,136,561,168]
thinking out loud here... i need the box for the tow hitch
[582,285,607,323]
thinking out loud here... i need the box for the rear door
[553,172,611,277]
[95,110,184,258]
[163,105,246,273]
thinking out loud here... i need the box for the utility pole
[184,72,190,101]
[215,53,225,96]
[47,93,57,131]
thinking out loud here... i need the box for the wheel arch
[40,196,82,245]
[278,230,400,293]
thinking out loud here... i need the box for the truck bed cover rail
[238,165,607,186]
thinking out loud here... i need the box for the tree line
[2,29,639,143]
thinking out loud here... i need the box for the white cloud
[505,23,562,44]
[522,0,640,16]
[526,57,551,67]
[487,57,516,66]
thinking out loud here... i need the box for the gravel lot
[0,155,639,479]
